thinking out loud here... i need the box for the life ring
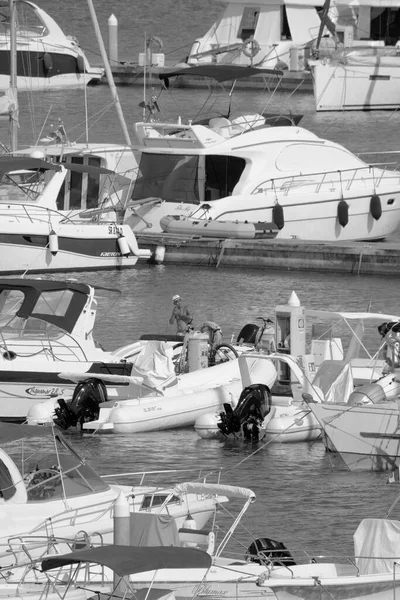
[272,202,284,230]
[147,35,163,53]
[370,193,382,220]
[337,198,349,227]
[243,38,260,58]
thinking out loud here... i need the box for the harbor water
[4,0,400,567]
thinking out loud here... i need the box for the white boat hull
[311,60,400,111]
[0,220,148,274]
[0,70,102,93]
[310,401,400,470]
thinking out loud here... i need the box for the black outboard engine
[218,383,271,441]
[246,537,296,566]
[236,323,260,345]
[53,378,107,430]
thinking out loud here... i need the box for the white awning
[175,482,256,501]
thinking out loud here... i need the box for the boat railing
[0,202,78,225]
[0,329,90,363]
[253,164,400,197]
[101,468,222,487]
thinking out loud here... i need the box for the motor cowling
[53,378,107,430]
[246,537,296,566]
[218,383,271,441]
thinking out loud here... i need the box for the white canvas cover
[312,360,354,403]
[131,341,176,388]
[354,518,400,575]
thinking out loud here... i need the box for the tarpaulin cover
[41,545,212,576]
[130,513,180,547]
[312,360,354,403]
[354,519,400,575]
[131,341,176,388]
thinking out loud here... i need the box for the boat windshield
[0,170,48,203]
[0,288,76,340]
[0,3,48,39]
[131,153,245,204]
[4,434,109,502]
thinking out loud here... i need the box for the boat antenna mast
[86,0,131,146]
[9,0,18,151]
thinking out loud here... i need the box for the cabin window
[204,155,245,200]
[69,157,84,210]
[141,494,181,510]
[238,7,260,41]
[87,157,101,209]
[132,154,200,205]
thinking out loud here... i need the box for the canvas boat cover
[354,519,400,575]
[41,545,212,576]
[312,360,354,404]
[130,513,180,547]
[130,341,176,388]
[175,481,255,501]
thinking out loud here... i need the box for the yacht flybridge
[127,119,400,242]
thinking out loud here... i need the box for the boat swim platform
[138,232,400,276]
[102,64,312,93]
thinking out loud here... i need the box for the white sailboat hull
[311,59,400,111]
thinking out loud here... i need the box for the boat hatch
[131,153,245,204]
[141,494,181,510]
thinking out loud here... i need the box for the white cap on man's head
[172,294,181,302]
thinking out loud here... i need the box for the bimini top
[0,156,59,177]
[42,546,212,577]
[0,278,91,334]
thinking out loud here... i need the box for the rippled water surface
[4,0,400,564]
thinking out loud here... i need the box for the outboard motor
[246,537,296,566]
[218,383,271,441]
[236,323,260,345]
[53,378,107,430]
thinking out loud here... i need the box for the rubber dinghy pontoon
[160,215,278,239]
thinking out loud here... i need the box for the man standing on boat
[169,295,192,335]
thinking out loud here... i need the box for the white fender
[127,233,152,258]
[117,234,130,257]
[49,230,59,256]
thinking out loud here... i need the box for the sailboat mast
[9,0,17,152]
[86,0,131,146]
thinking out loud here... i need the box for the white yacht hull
[0,220,149,274]
[129,186,400,242]
[0,70,103,93]
[311,60,400,111]
[310,401,400,470]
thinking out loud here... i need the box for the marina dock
[139,233,400,276]
[105,64,312,93]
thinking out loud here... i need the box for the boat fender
[118,234,131,257]
[370,193,382,220]
[76,54,85,74]
[243,38,261,58]
[272,202,284,230]
[181,513,197,547]
[43,52,53,76]
[337,198,349,227]
[48,230,58,256]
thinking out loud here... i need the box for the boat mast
[9,0,17,151]
[86,0,131,146]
